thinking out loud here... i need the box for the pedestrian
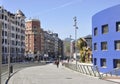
[56,60,59,68]
[61,60,64,66]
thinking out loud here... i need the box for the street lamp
[73,16,78,70]
[0,21,2,84]
[70,35,72,61]
[8,21,11,78]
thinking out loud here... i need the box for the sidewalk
[103,77,120,83]
[8,63,117,84]
[1,62,46,84]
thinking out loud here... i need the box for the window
[18,35,20,39]
[33,26,37,29]
[5,23,7,28]
[12,40,14,45]
[94,58,97,65]
[5,47,7,53]
[11,48,14,53]
[2,46,4,53]
[18,42,20,46]
[12,26,14,31]
[5,31,7,36]
[2,14,4,19]
[115,40,120,50]
[5,15,7,20]
[16,41,18,45]
[94,43,97,50]
[101,58,106,67]
[5,39,7,44]
[94,28,98,36]
[16,48,18,52]
[102,24,108,34]
[16,34,18,39]
[18,22,19,26]
[2,22,4,28]
[18,29,20,32]
[12,33,15,38]
[101,42,108,50]
[16,27,18,32]
[113,59,120,68]
[34,38,37,42]
[116,22,120,32]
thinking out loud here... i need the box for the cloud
[47,0,83,12]
[33,0,83,16]
[57,1,75,9]
[42,1,74,14]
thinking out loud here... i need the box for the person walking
[56,60,59,68]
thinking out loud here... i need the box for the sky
[1,0,120,40]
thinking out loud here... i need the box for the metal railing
[64,63,102,78]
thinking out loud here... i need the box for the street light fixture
[73,16,78,70]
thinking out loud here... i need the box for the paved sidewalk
[8,63,117,84]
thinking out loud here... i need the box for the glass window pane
[116,22,120,32]
[102,25,108,34]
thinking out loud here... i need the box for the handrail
[64,63,102,78]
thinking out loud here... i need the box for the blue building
[92,5,120,73]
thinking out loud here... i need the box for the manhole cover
[66,77,72,79]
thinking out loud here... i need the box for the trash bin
[10,65,13,73]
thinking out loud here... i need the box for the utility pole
[0,21,2,84]
[73,16,78,70]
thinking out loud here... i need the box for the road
[8,63,116,84]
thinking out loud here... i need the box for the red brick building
[25,19,44,58]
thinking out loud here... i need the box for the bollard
[10,65,13,73]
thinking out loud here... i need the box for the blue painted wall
[92,5,120,73]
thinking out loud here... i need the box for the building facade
[53,33,59,58]
[0,6,26,63]
[25,19,44,58]
[92,5,120,72]
[25,19,62,60]
[83,35,92,49]
[58,38,63,59]
[43,31,55,58]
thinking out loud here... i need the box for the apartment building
[25,19,63,60]
[25,19,44,58]
[0,6,26,63]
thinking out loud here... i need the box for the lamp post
[73,16,78,70]
[0,21,2,84]
[8,21,11,78]
[70,35,72,61]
